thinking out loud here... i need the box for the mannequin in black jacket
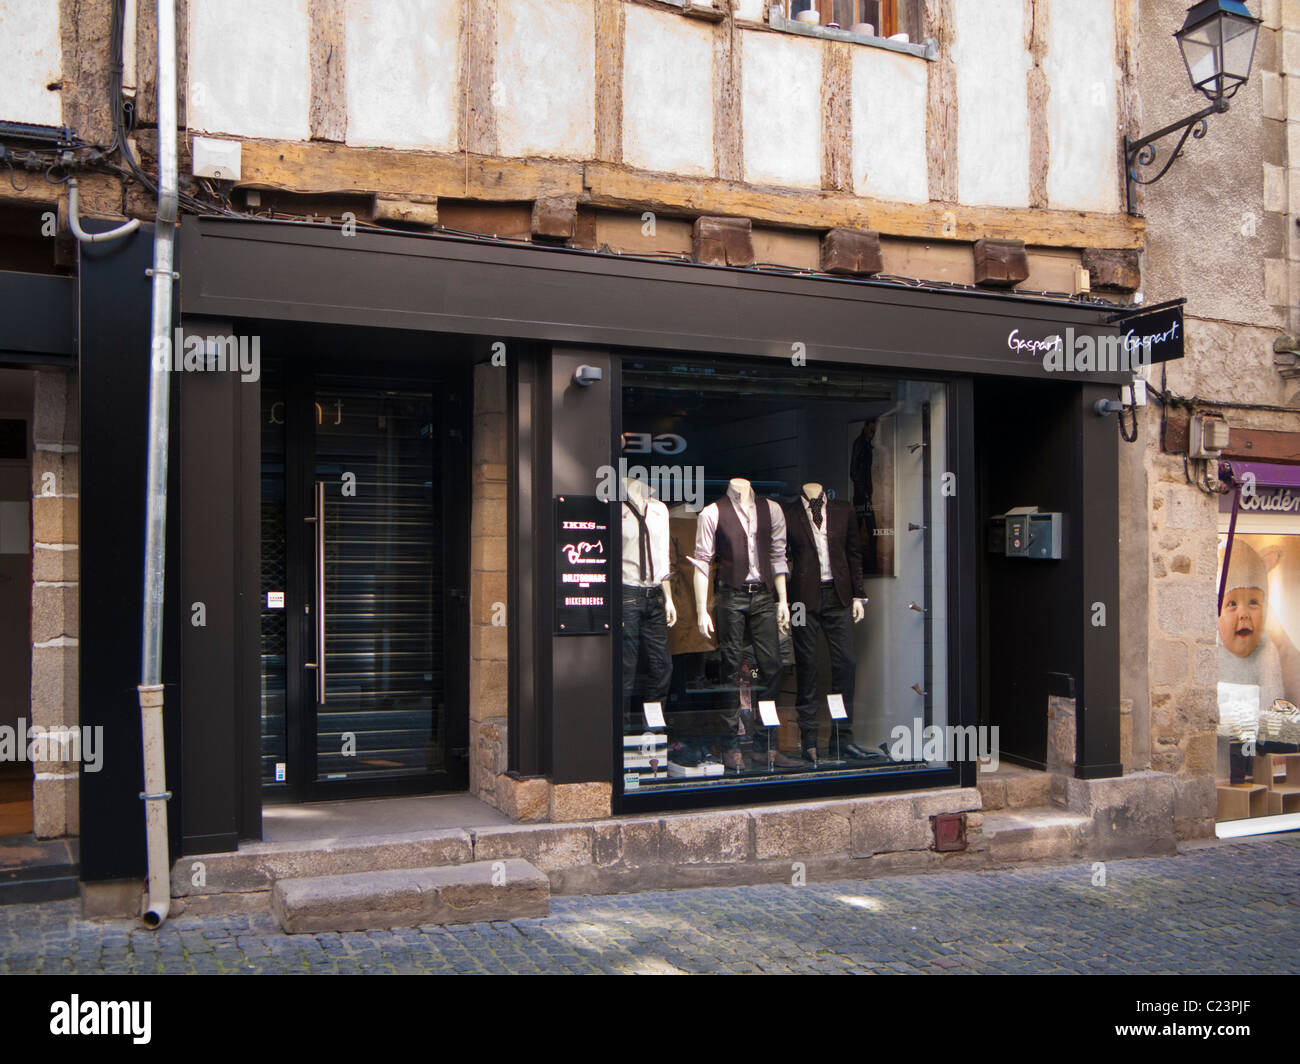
[784,482,874,761]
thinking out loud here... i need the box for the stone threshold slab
[272,859,549,933]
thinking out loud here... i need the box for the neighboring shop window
[1216,517,1300,823]
[618,356,952,792]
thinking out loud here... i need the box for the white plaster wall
[188,0,310,140]
[851,48,928,203]
[346,0,461,151]
[953,0,1031,208]
[622,6,714,176]
[495,0,595,159]
[0,1,63,125]
[734,0,767,20]
[1045,0,1120,213]
[742,31,822,189]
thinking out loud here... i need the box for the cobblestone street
[1,836,1296,975]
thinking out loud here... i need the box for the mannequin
[784,481,874,762]
[622,479,676,714]
[691,478,797,770]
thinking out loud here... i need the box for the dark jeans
[792,584,856,753]
[622,587,672,705]
[714,584,783,752]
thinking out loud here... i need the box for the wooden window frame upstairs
[785,0,924,40]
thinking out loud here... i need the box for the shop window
[618,357,954,793]
[1215,489,1300,829]
[786,0,925,40]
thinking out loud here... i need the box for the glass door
[261,358,467,800]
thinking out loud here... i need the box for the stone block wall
[1144,430,1221,842]
[469,363,509,807]
[29,369,79,838]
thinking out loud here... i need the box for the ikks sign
[555,495,612,635]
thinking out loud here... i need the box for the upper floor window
[786,0,925,41]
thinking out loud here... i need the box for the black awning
[180,216,1144,384]
[0,270,75,366]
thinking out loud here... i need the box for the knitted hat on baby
[1221,541,1269,607]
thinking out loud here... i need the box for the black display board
[1111,301,1184,364]
[555,495,612,634]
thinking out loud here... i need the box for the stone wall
[1130,0,1299,841]
[469,364,509,807]
[29,369,79,838]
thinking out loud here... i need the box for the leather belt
[717,581,768,594]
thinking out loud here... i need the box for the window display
[1215,500,1300,821]
[619,356,951,791]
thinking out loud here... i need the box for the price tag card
[643,702,666,730]
[757,700,780,728]
[267,591,285,609]
[827,694,848,720]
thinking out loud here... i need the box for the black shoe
[667,741,702,767]
[840,741,879,761]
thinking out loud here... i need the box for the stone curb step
[171,828,473,898]
[271,858,549,933]
[982,808,1092,861]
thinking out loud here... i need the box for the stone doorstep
[271,859,549,934]
[170,828,475,897]
[171,789,982,912]
[982,807,1093,862]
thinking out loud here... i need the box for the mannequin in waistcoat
[691,478,796,770]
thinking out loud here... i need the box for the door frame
[262,350,472,805]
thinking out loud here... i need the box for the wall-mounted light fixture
[1124,1,1261,215]
[572,365,603,387]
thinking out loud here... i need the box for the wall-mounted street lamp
[1125,0,1262,215]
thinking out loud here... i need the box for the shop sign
[555,495,612,635]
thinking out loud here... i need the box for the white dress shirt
[622,496,671,586]
[801,494,833,583]
[691,485,789,582]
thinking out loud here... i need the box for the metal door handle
[304,481,326,703]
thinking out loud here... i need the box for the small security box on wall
[988,506,1063,560]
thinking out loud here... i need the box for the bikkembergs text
[151,328,261,382]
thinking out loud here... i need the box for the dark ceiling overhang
[180,216,1140,384]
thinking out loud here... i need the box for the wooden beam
[925,0,958,204]
[581,162,1146,247]
[234,139,1146,248]
[594,0,623,163]
[308,0,347,143]
[1221,428,1300,466]
[238,139,584,200]
[821,40,853,193]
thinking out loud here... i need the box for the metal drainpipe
[139,0,178,930]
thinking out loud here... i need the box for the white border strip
[1215,811,1300,838]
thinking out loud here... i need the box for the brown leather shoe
[725,749,745,771]
[752,748,803,769]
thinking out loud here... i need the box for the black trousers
[714,585,783,752]
[792,583,857,753]
[622,587,672,704]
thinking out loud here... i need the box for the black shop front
[77,217,1139,881]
